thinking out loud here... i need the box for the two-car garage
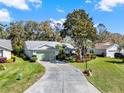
[36,50,56,61]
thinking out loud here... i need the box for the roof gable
[0,39,12,51]
[107,44,119,50]
[25,41,61,50]
[95,42,118,50]
[34,44,55,50]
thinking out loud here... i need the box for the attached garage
[36,51,55,61]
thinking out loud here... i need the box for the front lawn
[71,57,124,93]
[0,57,45,93]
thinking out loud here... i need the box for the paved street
[24,61,101,93]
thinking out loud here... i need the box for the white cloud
[85,0,92,3]
[29,0,42,8]
[0,0,29,10]
[94,23,99,27]
[96,0,124,12]
[0,0,42,10]
[56,8,65,13]
[0,9,11,22]
[50,18,66,29]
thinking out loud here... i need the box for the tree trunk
[86,61,88,70]
[79,48,82,61]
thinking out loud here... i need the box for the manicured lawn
[0,57,45,93]
[71,57,124,93]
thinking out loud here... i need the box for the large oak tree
[63,9,96,60]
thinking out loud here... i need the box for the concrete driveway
[24,61,101,93]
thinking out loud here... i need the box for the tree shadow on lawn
[105,60,124,64]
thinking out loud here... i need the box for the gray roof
[62,43,74,49]
[95,42,119,50]
[25,41,61,50]
[0,39,12,51]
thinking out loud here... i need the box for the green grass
[0,57,45,93]
[71,57,124,93]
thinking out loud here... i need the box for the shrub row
[0,56,15,63]
[19,53,37,62]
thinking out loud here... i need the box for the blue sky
[0,0,124,34]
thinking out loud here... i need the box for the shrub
[66,56,76,63]
[0,57,7,63]
[68,58,75,63]
[20,53,28,60]
[114,53,124,59]
[56,53,66,61]
[91,54,96,59]
[0,64,6,70]
[11,56,16,62]
[7,59,13,63]
[30,55,37,62]
[16,73,23,80]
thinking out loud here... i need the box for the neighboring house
[0,39,12,59]
[24,41,62,61]
[94,42,119,58]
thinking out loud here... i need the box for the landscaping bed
[0,56,45,93]
[71,57,124,93]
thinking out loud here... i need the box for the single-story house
[94,42,120,58]
[0,39,12,59]
[24,41,62,61]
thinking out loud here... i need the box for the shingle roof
[0,39,12,51]
[25,41,61,50]
[62,43,74,49]
[95,42,114,50]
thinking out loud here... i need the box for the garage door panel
[36,51,55,61]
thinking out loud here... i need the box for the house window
[108,50,116,52]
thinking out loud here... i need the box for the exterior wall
[120,49,124,53]
[87,48,95,54]
[3,49,11,59]
[0,47,11,59]
[24,44,33,59]
[0,50,3,57]
[55,49,59,56]
[106,45,119,58]
[95,49,106,56]
[0,47,3,57]
[25,50,33,59]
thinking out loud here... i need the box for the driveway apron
[24,61,101,93]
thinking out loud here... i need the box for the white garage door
[36,51,55,61]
